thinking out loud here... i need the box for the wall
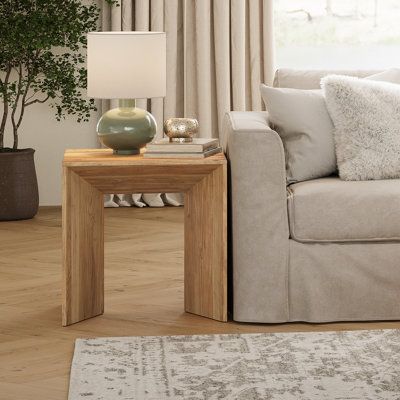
[4,103,99,206]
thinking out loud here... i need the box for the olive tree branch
[11,63,24,149]
[24,94,50,108]
[0,0,110,149]
[11,48,44,148]
[0,66,12,148]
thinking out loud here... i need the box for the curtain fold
[100,0,274,207]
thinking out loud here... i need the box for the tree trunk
[0,105,6,148]
[0,67,12,149]
[12,127,18,150]
[11,106,19,150]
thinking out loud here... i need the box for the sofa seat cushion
[287,177,400,242]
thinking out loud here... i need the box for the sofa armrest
[223,111,290,322]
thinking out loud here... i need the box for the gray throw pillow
[260,86,334,183]
[260,68,400,183]
[322,75,400,181]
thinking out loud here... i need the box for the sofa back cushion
[273,69,380,89]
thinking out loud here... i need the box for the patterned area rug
[68,329,400,400]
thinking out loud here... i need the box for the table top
[63,149,226,167]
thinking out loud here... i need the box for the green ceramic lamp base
[97,99,157,155]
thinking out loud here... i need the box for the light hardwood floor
[1,207,399,400]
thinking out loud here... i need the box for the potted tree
[0,0,113,220]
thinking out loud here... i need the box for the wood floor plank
[0,206,399,399]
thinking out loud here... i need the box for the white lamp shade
[87,32,166,99]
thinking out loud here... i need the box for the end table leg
[62,168,104,326]
[184,164,227,321]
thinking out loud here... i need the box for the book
[144,146,222,159]
[146,138,219,153]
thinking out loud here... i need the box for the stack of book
[144,138,222,158]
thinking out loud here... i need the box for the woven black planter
[0,148,39,221]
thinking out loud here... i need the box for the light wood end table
[62,149,227,326]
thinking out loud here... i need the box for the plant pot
[0,148,39,221]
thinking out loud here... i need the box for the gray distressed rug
[69,329,400,400]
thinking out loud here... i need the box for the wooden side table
[62,149,227,326]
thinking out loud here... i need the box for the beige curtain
[100,0,274,207]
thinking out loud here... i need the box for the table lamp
[87,32,166,155]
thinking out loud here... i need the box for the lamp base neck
[118,99,136,108]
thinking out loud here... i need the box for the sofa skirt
[287,240,400,322]
[233,240,400,323]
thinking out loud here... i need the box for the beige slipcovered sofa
[223,69,400,323]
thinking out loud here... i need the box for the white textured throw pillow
[261,68,400,183]
[322,75,400,181]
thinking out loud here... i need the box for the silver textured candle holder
[163,118,199,142]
